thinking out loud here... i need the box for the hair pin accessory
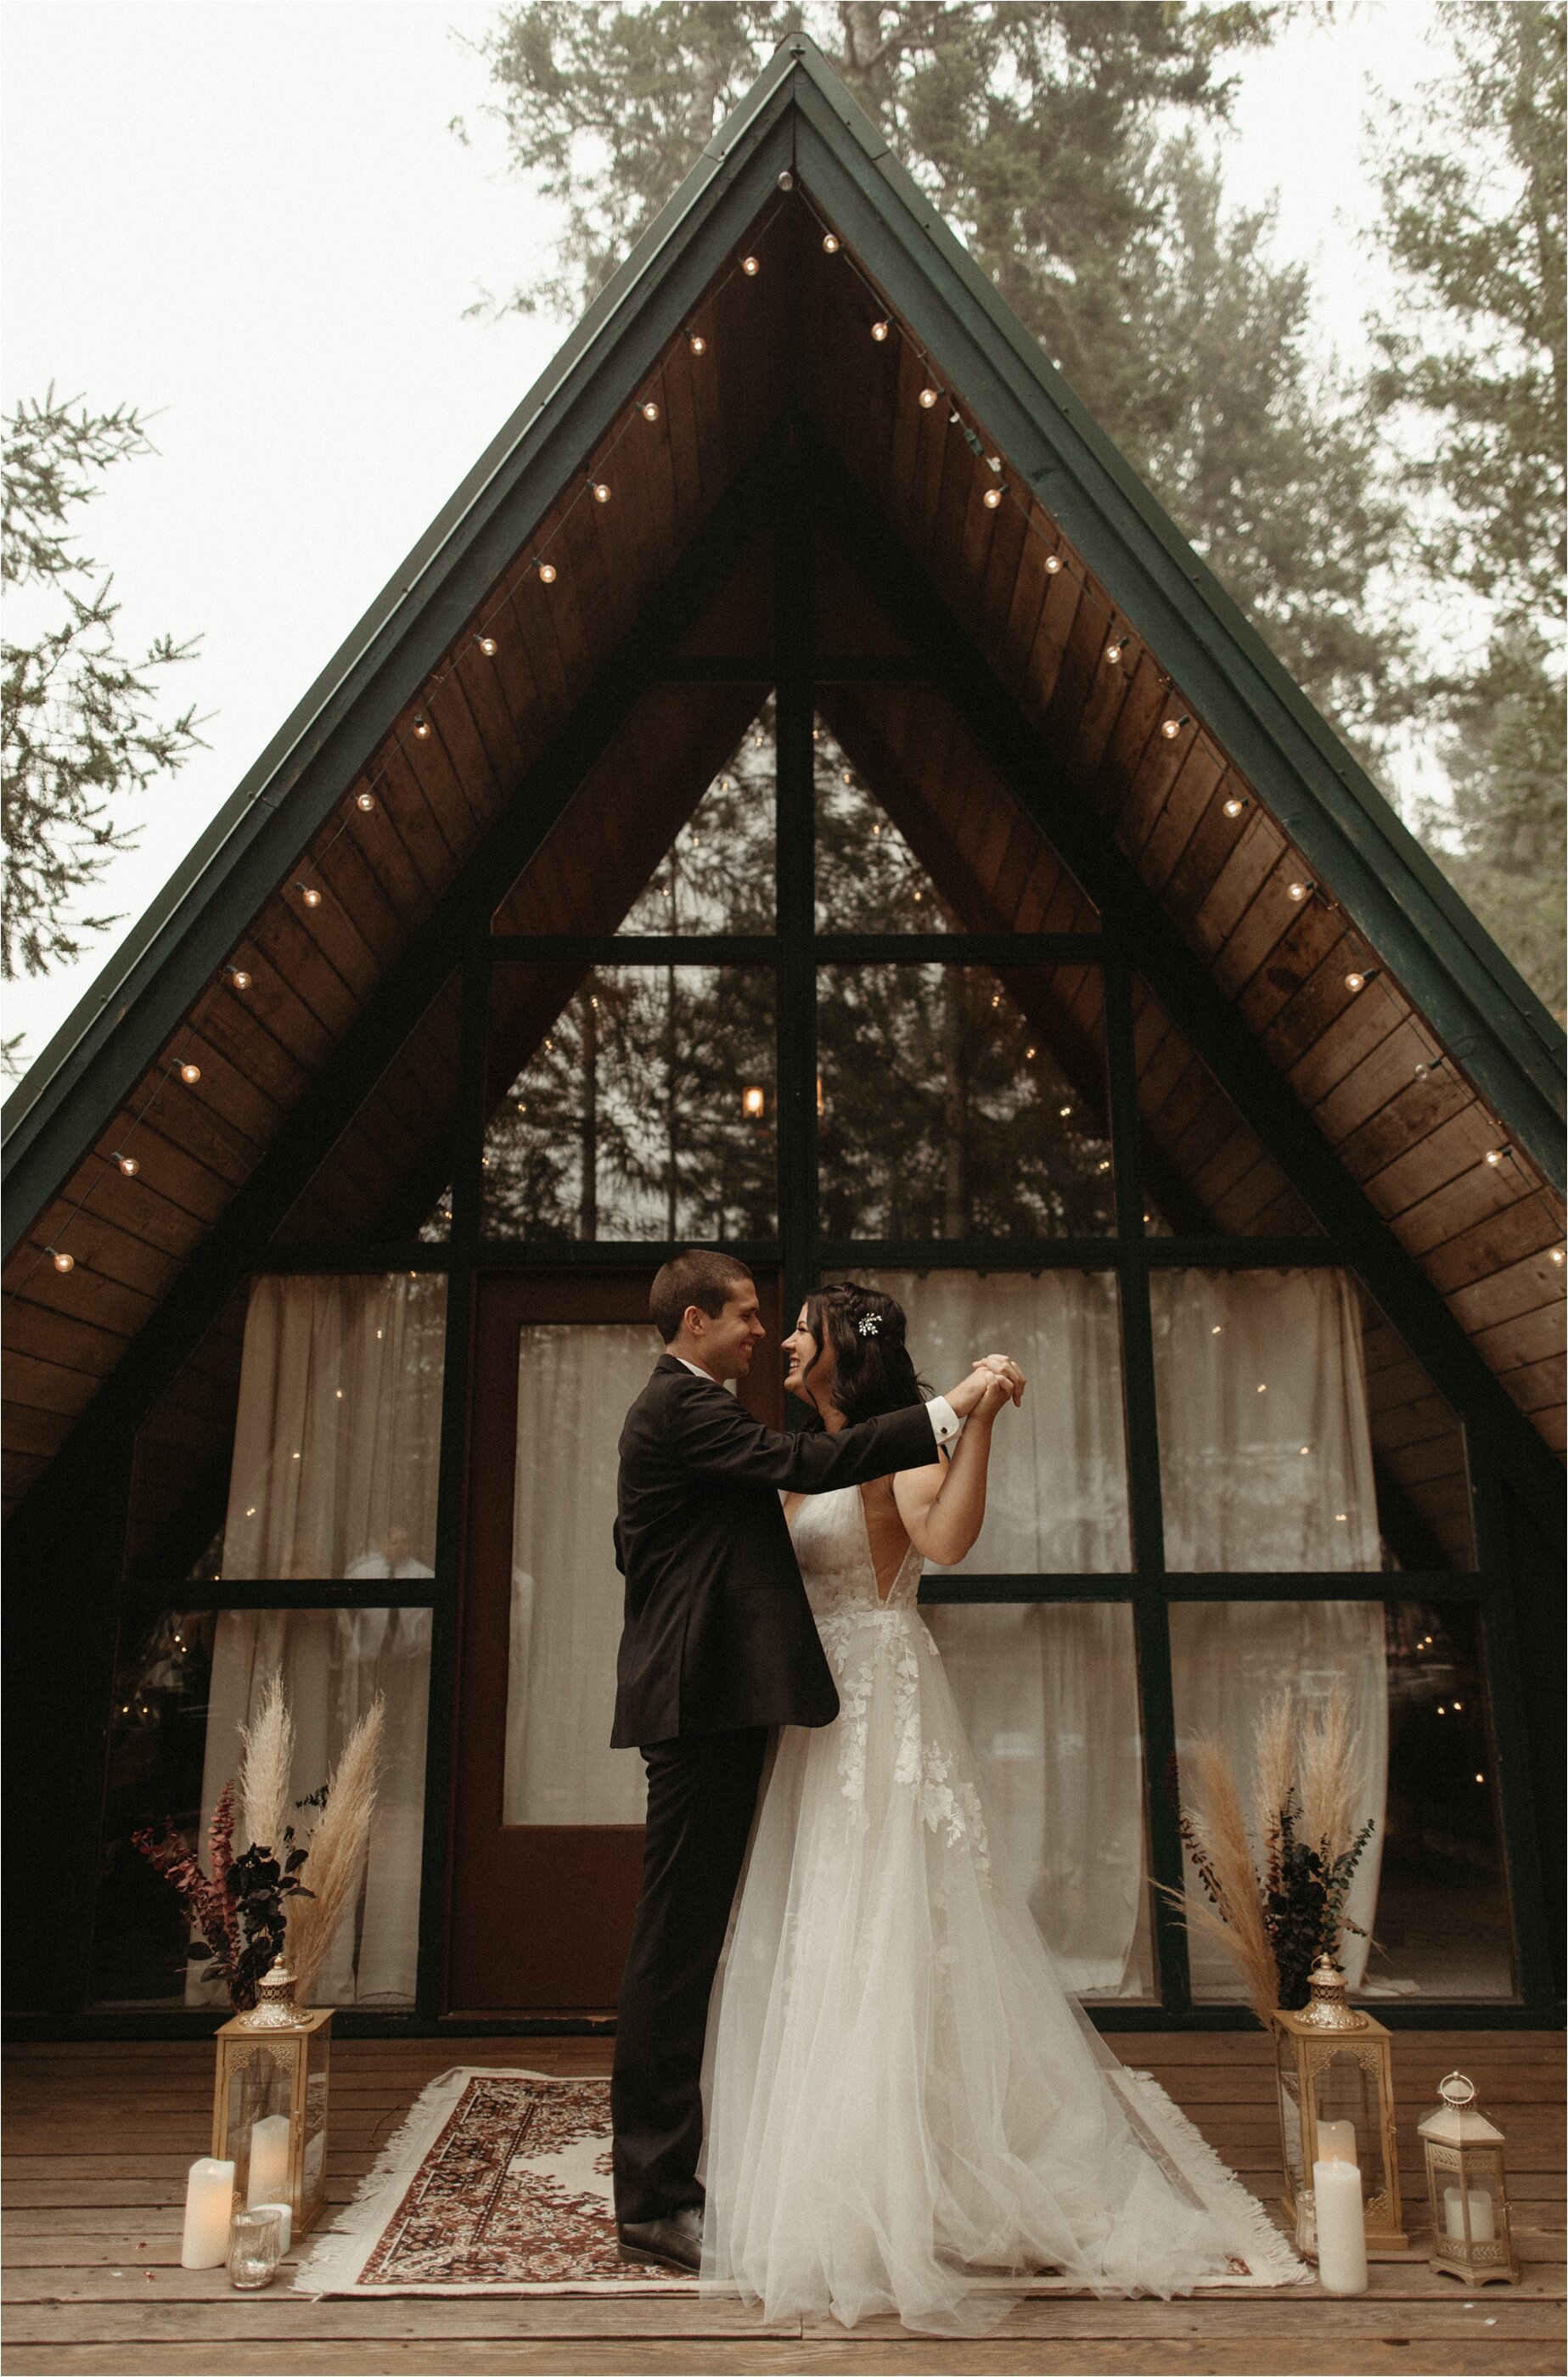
[857,1313,881,1337]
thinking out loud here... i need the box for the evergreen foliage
[1,388,202,997]
[1369,0,1566,1014]
[467,2,1406,745]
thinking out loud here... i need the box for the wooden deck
[4,2031,1562,2375]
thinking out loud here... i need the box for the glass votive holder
[227,2205,284,2290]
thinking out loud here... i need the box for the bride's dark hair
[801,1282,930,1425]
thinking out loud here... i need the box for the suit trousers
[611,1725,770,2225]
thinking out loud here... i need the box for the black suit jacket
[610,1354,944,1747]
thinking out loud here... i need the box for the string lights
[24,187,1553,1308]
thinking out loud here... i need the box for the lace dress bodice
[788,1485,923,1616]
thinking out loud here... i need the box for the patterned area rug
[295,2065,1307,2298]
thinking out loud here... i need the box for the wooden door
[446,1267,784,2013]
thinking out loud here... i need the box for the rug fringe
[1112,2066,1310,2288]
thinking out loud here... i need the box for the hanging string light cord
[15,182,1557,1290]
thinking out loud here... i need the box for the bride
[699,1280,1297,2333]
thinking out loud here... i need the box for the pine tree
[2,388,203,1003]
[465,2,1406,741]
[1369,0,1565,1014]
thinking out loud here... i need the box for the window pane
[273,974,461,1245]
[1150,1269,1380,1571]
[615,701,775,934]
[818,965,1115,1238]
[923,1603,1155,2000]
[221,1274,447,1581]
[505,1326,650,1823]
[1169,1599,1515,2003]
[814,721,959,930]
[484,966,777,1239]
[1150,1267,1475,1571]
[840,1268,1132,1571]
[93,1605,430,2009]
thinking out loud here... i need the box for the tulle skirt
[699,1603,1282,2333]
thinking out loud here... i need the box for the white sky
[1,0,1453,1079]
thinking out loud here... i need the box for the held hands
[943,1355,1026,1421]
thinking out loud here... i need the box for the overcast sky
[2,0,1453,1080]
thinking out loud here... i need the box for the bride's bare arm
[892,1372,1017,1565]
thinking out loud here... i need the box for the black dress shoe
[616,2205,703,2273]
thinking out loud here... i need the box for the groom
[610,1249,1020,2273]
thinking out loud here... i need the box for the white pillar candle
[1313,2157,1368,2296]
[247,2115,292,2208]
[251,2200,293,2254]
[1316,2119,1358,2165]
[181,2158,236,2269]
[1444,2183,1497,2244]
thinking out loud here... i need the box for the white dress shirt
[674,1356,959,1446]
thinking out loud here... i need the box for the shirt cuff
[925,1394,962,1447]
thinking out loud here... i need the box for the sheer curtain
[221,1273,447,1579]
[1152,1268,1386,1993]
[504,1325,654,1825]
[1149,1268,1380,1571]
[846,1269,1132,1571]
[925,1601,1153,1998]
[188,1605,431,2006]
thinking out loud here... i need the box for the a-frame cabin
[3,35,1562,2036]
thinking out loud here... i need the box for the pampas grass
[1301,1686,1361,1868]
[238,1671,294,1856]
[1176,1738,1281,2029]
[286,1696,385,2002]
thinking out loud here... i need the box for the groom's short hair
[650,1250,754,1342]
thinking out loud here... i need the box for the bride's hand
[972,1354,1025,1407]
[972,1368,1019,1419]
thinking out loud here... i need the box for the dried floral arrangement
[1166,1686,1376,2026]
[133,1673,384,2011]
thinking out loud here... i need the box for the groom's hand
[944,1357,1026,1419]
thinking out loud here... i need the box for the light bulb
[871,319,889,341]
[115,1152,139,1177]
[777,169,794,191]
[742,1084,766,1119]
[228,967,251,990]
[1550,1249,1565,1266]
[593,481,612,503]
[49,1247,74,1273]
[475,636,498,657]
[919,386,940,408]
[1044,554,1063,574]
[741,255,760,276]
[1211,1324,1222,1335]
[1097,1158,1110,1172]
[822,233,840,253]
[913,888,922,900]
[688,333,706,355]
[1286,879,1310,902]
[1257,1383,1267,1393]
[1161,714,1190,740]
[841,769,852,784]
[1222,795,1246,818]
[301,885,323,908]
[1025,1046,1036,1059]
[1059,1103,1071,1117]
[1345,971,1366,992]
[1104,639,1125,663]
[1484,1147,1506,1166]
[178,1062,201,1084]
[537,561,557,583]
[982,486,1003,509]
[413,715,430,739]
[641,401,660,422]
[357,790,377,811]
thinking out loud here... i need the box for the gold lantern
[1419,2071,1518,2284]
[1270,1953,1407,2256]
[211,1961,333,2240]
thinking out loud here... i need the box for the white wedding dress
[700,1485,1301,2333]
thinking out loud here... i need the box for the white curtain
[1149,1268,1380,1571]
[221,1273,447,1580]
[924,1601,1154,1998]
[845,1269,1132,1571]
[188,1605,431,2007]
[504,1325,653,1825]
[1168,1600,1389,1995]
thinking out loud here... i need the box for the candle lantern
[1418,2072,1517,2284]
[1271,1953,1407,2256]
[211,1961,332,2242]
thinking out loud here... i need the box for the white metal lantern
[1418,2071,1518,2285]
